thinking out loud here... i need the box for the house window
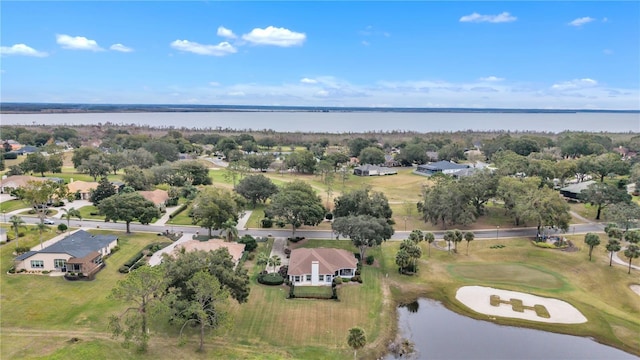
[306,275,311,281]
[319,275,324,281]
[54,259,66,268]
[325,275,332,282]
[31,260,44,269]
[294,276,300,282]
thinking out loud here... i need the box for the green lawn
[77,205,104,221]
[293,286,334,298]
[0,199,30,213]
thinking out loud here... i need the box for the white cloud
[242,26,306,47]
[300,78,318,84]
[110,44,133,52]
[209,81,221,86]
[603,49,613,55]
[551,78,598,91]
[362,40,370,46]
[479,76,504,82]
[217,26,237,39]
[56,34,103,51]
[0,44,48,57]
[569,17,595,27]
[170,40,237,56]
[459,12,517,23]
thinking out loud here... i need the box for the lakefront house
[287,248,358,286]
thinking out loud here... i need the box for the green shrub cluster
[257,273,284,285]
[490,244,506,249]
[261,218,273,228]
[238,235,258,252]
[333,276,343,285]
[15,246,31,255]
[365,255,374,265]
[532,241,557,249]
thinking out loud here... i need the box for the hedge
[257,273,284,285]
[169,202,189,219]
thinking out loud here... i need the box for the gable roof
[288,248,358,276]
[16,230,117,260]
[418,160,469,171]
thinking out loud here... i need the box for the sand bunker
[456,286,587,324]
[630,285,640,296]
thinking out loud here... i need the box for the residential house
[0,175,49,194]
[139,189,170,211]
[287,248,358,286]
[384,154,400,167]
[172,239,246,267]
[559,180,596,200]
[110,181,125,193]
[353,164,398,176]
[415,161,470,176]
[14,145,38,155]
[67,180,99,200]
[14,230,118,276]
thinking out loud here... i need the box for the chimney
[311,261,319,285]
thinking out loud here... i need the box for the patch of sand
[630,285,640,296]
[456,286,587,324]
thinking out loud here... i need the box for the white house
[287,248,358,286]
[14,230,118,276]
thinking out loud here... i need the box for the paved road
[5,214,605,240]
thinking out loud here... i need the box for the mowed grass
[293,286,334,298]
[378,237,640,355]
[448,263,567,291]
[0,199,31,213]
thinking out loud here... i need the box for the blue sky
[1,1,639,109]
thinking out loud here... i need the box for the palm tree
[267,255,281,273]
[220,219,238,242]
[464,231,475,255]
[584,233,601,261]
[62,207,82,228]
[443,230,454,253]
[35,222,50,250]
[400,239,421,273]
[606,239,621,266]
[623,244,640,274]
[424,232,435,257]
[256,252,269,270]
[347,327,367,360]
[9,215,26,250]
[453,229,463,253]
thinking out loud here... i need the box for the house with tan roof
[67,180,99,200]
[173,239,246,266]
[0,175,50,194]
[288,248,358,286]
[138,189,169,210]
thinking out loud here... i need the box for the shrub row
[169,203,189,219]
[288,237,306,243]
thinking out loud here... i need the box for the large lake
[388,299,639,360]
[1,112,639,133]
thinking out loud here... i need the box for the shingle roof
[174,240,246,264]
[419,161,469,171]
[18,230,117,260]
[138,189,169,205]
[67,181,99,193]
[288,248,358,276]
[560,180,596,194]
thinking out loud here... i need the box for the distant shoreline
[1,103,638,114]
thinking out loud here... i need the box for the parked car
[43,219,55,225]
